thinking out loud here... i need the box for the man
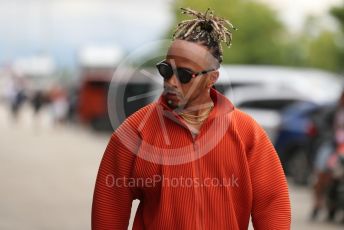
[92,8,291,229]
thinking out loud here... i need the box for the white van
[216,65,343,142]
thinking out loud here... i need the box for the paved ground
[0,103,343,229]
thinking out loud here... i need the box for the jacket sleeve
[91,131,139,230]
[247,119,291,229]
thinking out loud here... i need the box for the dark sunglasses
[156,60,217,84]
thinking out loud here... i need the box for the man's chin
[165,98,184,110]
[166,100,179,109]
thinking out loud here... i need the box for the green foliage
[330,2,344,73]
[285,15,344,72]
[331,4,344,31]
[307,31,342,71]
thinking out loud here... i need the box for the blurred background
[1,0,344,229]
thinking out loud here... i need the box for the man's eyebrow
[165,59,196,72]
[178,66,193,71]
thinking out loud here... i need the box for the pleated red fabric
[92,88,291,230]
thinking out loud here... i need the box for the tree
[331,3,344,30]
[330,2,344,73]
[288,15,343,72]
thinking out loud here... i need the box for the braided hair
[172,8,237,66]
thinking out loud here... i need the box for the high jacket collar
[157,87,235,122]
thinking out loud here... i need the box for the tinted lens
[177,69,193,84]
[157,63,173,80]
[156,62,194,84]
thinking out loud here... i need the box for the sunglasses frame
[156,60,217,84]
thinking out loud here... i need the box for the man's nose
[166,73,179,88]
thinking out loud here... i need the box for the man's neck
[181,93,214,116]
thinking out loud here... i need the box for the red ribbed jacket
[92,88,291,229]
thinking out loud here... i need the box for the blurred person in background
[311,89,344,220]
[6,76,27,122]
[31,89,46,116]
[66,86,79,123]
[327,89,344,222]
[333,90,344,146]
[92,8,291,230]
[29,89,49,128]
[48,84,68,125]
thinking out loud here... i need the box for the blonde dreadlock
[172,8,237,65]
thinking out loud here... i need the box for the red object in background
[77,69,112,124]
[338,144,344,156]
[306,121,318,137]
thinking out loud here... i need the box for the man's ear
[208,70,219,87]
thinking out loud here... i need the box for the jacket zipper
[191,133,204,230]
[175,113,206,229]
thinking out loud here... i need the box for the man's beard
[163,87,186,110]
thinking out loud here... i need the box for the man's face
[162,39,219,109]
